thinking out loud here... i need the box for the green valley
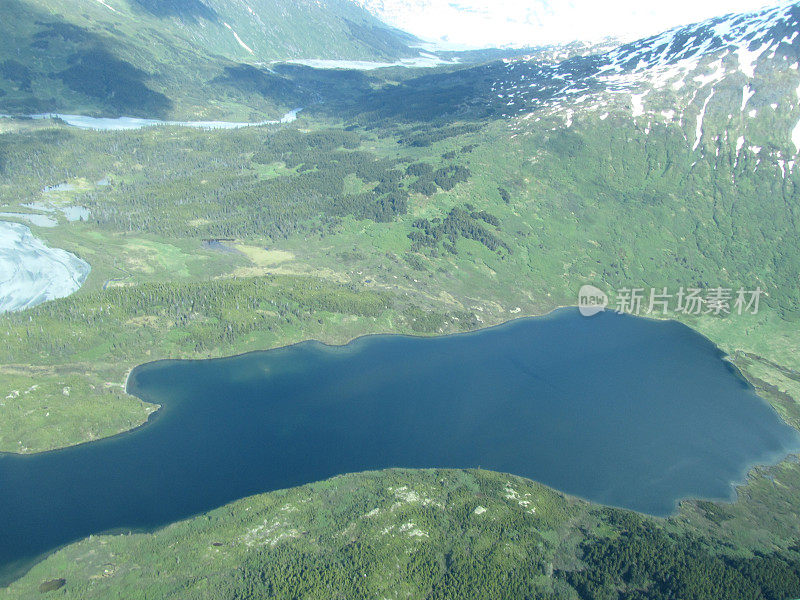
[2,1,800,598]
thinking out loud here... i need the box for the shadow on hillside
[343,19,417,59]
[305,63,500,125]
[210,63,381,113]
[211,65,307,104]
[57,47,173,118]
[0,3,173,118]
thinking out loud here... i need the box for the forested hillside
[7,469,800,599]
[0,0,419,118]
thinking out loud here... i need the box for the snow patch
[741,85,756,112]
[93,0,118,12]
[736,41,771,78]
[791,117,800,153]
[631,92,647,117]
[693,59,726,87]
[693,89,715,151]
[223,22,254,54]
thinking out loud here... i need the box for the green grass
[0,365,156,454]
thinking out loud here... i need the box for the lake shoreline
[3,305,794,458]
[116,306,800,526]
[2,307,799,588]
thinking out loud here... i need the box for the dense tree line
[65,127,476,236]
[406,162,434,178]
[0,59,32,91]
[0,276,395,363]
[409,206,511,256]
[255,129,362,161]
[57,46,173,117]
[218,543,556,600]
[10,467,800,599]
[560,510,800,600]
[402,306,480,333]
[69,126,475,236]
[405,161,471,196]
[176,503,800,600]
[0,120,476,245]
[399,124,484,147]
[433,165,471,191]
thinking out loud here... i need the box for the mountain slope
[348,3,800,166]
[64,0,420,62]
[487,1,800,120]
[0,0,419,118]
[307,1,800,318]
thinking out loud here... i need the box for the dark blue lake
[1,309,798,584]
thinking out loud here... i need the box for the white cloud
[358,0,788,49]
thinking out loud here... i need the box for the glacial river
[0,221,89,313]
[0,108,302,131]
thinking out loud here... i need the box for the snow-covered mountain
[474,2,800,173]
[492,2,798,103]
[353,0,785,50]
